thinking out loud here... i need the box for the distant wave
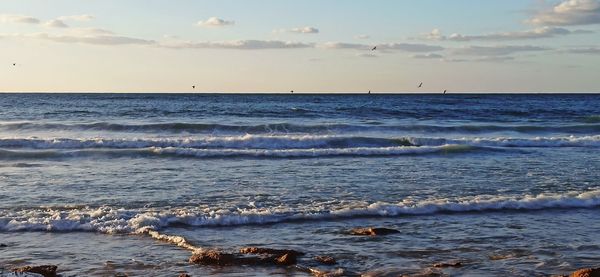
[0,135,415,150]
[1,190,599,233]
[0,135,598,151]
[581,115,600,123]
[0,144,477,160]
[2,121,600,134]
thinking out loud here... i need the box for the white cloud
[160,40,312,50]
[58,15,95,22]
[44,19,69,28]
[0,14,40,24]
[424,27,592,41]
[354,34,370,39]
[197,17,234,27]
[426,28,445,40]
[452,45,547,57]
[289,26,319,34]
[530,0,600,26]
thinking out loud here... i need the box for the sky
[0,0,599,93]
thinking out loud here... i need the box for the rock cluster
[13,265,58,277]
[189,247,303,267]
[569,267,600,277]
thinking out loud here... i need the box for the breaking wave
[0,144,476,160]
[0,135,598,151]
[1,190,599,234]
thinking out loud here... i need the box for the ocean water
[0,93,599,276]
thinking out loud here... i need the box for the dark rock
[315,256,337,265]
[239,247,304,256]
[13,265,58,277]
[570,268,600,277]
[275,253,297,266]
[433,261,462,268]
[0,243,8,248]
[178,273,191,277]
[349,227,400,236]
[189,250,236,266]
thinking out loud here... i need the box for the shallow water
[1,93,599,276]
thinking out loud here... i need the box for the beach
[1,93,600,276]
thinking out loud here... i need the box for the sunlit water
[1,93,599,276]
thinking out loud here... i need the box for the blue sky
[1,0,599,92]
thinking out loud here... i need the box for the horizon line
[1,91,599,94]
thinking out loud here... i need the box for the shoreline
[2,227,600,277]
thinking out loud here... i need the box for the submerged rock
[349,227,400,236]
[239,247,304,257]
[432,261,462,268]
[13,265,57,277]
[189,250,236,266]
[314,256,337,265]
[570,267,600,277]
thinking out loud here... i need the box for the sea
[0,93,599,276]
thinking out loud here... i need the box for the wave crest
[1,190,599,234]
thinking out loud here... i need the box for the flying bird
[418,82,423,88]
[371,46,377,51]
[12,63,16,66]
[192,85,195,89]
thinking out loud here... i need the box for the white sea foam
[1,190,599,234]
[0,134,598,151]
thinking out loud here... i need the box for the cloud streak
[0,14,40,24]
[426,27,592,41]
[412,53,444,59]
[58,15,95,22]
[562,47,600,54]
[453,45,548,56]
[44,19,69,28]
[30,33,155,45]
[160,40,312,50]
[289,26,319,34]
[322,42,444,52]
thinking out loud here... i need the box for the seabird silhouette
[371,46,377,51]
[368,90,371,94]
[192,85,195,89]
[443,90,447,94]
[291,90,294,93]
[12,63,16,66]
[418,82,423,88]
